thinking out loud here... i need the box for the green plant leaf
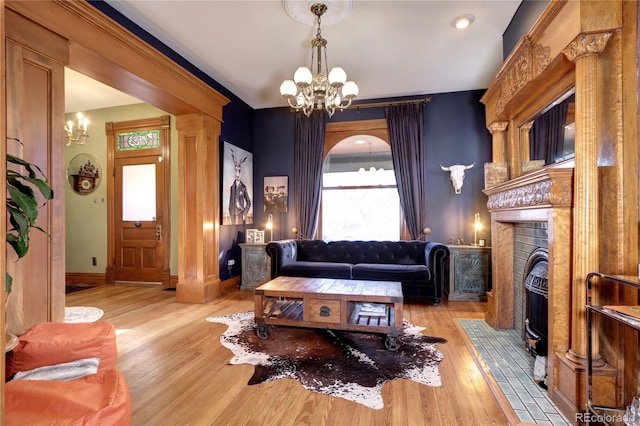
[7,183,39,222]
[5,272,12,294]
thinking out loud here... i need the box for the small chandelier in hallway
[280,3,358,117]
[65,112,90,146]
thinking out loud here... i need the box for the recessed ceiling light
[452,14,475,30]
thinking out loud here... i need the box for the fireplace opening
[523,248,548,389]
[524,248,549,357]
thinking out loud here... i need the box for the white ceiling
[65,68,142,113]
[78,0,522,111]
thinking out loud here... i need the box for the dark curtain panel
[385,103,426,240]
[293,111,326,239]
[530,100,569,164]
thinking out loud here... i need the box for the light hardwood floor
[66,284,509,425]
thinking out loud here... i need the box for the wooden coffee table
[254,276,404,350]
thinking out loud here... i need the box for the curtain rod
[347,97,432,111]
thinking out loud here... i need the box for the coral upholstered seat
[5,368,131,425]
[6,321,118,378]
[5,321,131,425]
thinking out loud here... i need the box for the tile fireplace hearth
[459,319,571,425]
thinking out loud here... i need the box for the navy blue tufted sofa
[265,239,450,303]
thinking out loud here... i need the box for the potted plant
[5,137,54,294]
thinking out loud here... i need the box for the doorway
[106,116,171,286]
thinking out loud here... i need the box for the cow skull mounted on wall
[440,163,475,194]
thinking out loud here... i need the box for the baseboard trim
[67,273,241,294]
[65,272,107,286]
[222,276,241,294]
[169,275,179,288]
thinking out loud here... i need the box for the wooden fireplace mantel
[484,165,574,213]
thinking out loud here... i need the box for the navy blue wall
[503,0,550,59]
[249,90,492,252]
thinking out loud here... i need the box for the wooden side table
[445,245,491,302]
[239,243,271,291]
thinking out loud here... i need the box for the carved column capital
[562,32,613,62]
[520,121,534,132]
[487,121,509,134]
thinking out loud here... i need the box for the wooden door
[114,155,164,282]
[106,116,171,286]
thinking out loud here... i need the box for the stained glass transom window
[117,130,160,151]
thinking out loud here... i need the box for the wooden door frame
[106,116,171,287]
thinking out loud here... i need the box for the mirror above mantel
[521,87,575,171]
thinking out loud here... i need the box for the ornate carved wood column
[561,32,612,365]
[547,32,616,415]
[485,122,509,188]
[488,121,509,163]
[175,113,222,303]
[518,122,533,163]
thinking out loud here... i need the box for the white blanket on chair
[11,357,101,381]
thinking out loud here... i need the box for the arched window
[320,135,400,241]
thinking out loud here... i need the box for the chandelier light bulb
[328,67,347,85]
[342,81,359,97]
[280,80,297,97]
[294,66,312,85]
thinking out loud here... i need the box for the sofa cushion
[281,261,353,279]
[6,368,131,425]
[296,240,427,265]
[352,263,430,282]
[6,321,118,378]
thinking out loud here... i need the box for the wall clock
[67,153,102,195]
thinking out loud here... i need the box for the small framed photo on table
[254,230,265,244]
[246,229,258,244]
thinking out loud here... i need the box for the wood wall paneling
[5,13,67,334]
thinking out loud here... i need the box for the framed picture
[254,231,265,244]
[246,229,258,244]
[222,142,253,225]
[264,176,288,213]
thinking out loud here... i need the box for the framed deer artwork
[222,141,254,225]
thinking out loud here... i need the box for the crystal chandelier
[64,112,90,146]
[280,3,358,117]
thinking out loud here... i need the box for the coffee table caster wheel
[256,324,271,339]
[384,335,400,351]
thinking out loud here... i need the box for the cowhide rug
[206,311,446,409]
